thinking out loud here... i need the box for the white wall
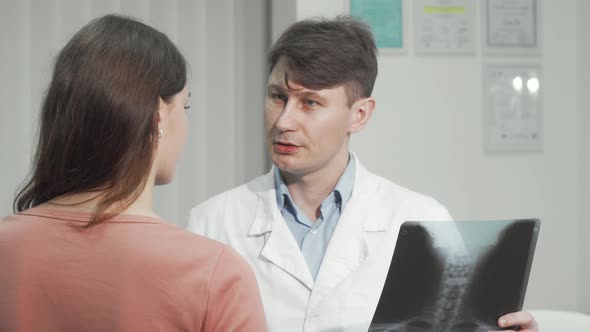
[0,1,34,217]
[0,0,268,228]
[577,0,590,314]
[281,0,585,311]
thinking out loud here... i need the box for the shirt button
[310,229,317,235]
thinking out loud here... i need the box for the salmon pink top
[0,207,267,332]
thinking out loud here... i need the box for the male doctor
[187,16,537,332]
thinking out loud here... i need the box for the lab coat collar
[247,167,315,290]
[350,153,387,232]
[245,154,388,292]
[246,170,276,236]
[309,153,387,308]
[248,153,387,235]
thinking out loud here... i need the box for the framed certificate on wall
[413,0,476,55]
[483,63,543,152]
[482,0,542,55]
[348,0,407,54]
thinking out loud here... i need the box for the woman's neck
[39,181,157,218]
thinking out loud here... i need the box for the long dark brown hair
[14,14,187,228]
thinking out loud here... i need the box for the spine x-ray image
[369,219,540,332]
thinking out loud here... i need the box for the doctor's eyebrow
[297,91,326,102]
[267,84,285,92]
[267,83,326,100]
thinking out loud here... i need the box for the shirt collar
[333,154,355,209]
[273,154,356,213]
[274,167,291,211]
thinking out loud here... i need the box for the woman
[0,14,267,331]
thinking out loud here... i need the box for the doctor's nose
[274,101,299,132]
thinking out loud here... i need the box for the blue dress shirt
[274,155,355,280]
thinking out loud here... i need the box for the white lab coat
[187,157,451,332]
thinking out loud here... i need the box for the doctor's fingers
[485,310,538,332]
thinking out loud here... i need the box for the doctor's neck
[279,152,350,222]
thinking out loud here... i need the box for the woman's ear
[349,97,375,133]
[157,97,168,124]
[155,97,169,144]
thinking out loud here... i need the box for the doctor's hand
[487,310,538,332]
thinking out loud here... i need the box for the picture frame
[482,63,543,152]
[413,0,476,55]
[481,0,542,56]
[347,0,408,54]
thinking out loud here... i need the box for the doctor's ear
[349,97,375,133]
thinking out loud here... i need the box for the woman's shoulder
[123,215,231,259]
[128,218,254,295]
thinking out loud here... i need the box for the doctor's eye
[271,93,287,104]
[303,99,319,108]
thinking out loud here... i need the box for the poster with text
[414,0,475,55]
[483,64,543,152]
[350,0,406,53]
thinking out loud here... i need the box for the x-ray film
[369,219,540,332]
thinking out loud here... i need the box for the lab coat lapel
[309,158,387,308]
[248,169,315,290]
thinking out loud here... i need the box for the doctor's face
[265,57,354,177]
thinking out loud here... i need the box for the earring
[157,129,163,143]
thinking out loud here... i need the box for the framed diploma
[483,63,543,152]
[348,0,407,54]
[482,0,542,55]
[413,0,475,55]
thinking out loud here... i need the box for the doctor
[187,16,537,332]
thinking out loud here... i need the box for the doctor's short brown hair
[268,16,378,106]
